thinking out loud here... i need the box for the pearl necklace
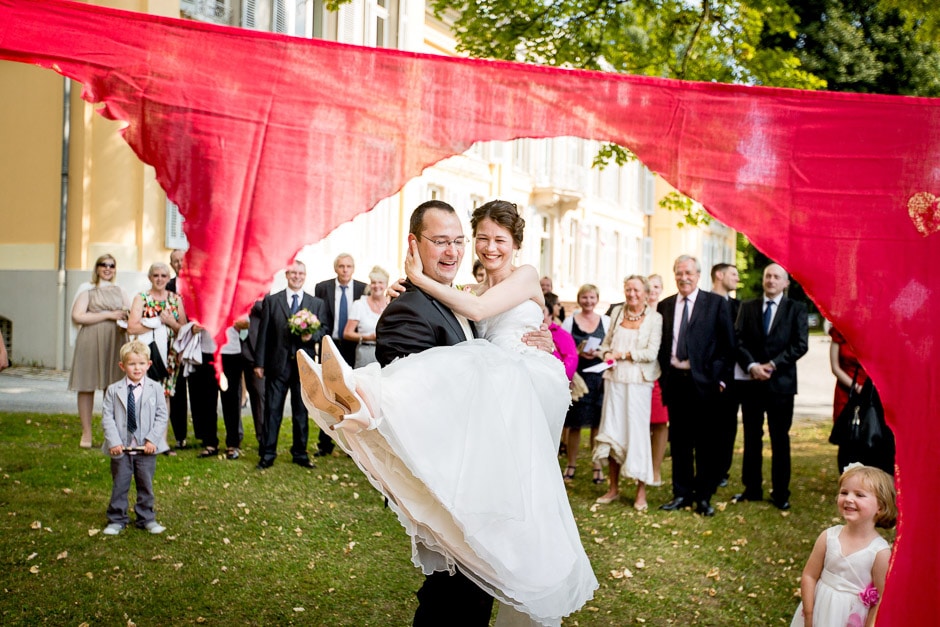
[624,308,646,322]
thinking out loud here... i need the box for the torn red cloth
[1,0,938,618]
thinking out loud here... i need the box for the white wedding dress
[305,300,597,626]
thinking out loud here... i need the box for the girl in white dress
[300,200,597,627]
[792,464,895,627]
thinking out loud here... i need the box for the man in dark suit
[235,299,265,448]
[657,255,735,517]
[375,200,487,624]
[253,260,328,470]
[166,248,191,450]
[733,263,808,510]
[711,262,741,488]
[313,254,366,457]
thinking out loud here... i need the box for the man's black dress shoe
[732,492,762,503]
[255,461,272,470]
[771,499,791,511]
[659,497,693,511]
[696,500,716,516]
[293,459,316,469]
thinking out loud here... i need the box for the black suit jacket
[314,278,367,337]
[656,290,735,403]
[735,297,809,395]
[255,290,328,377]
[240,299,264,363]
[375,281,475,367]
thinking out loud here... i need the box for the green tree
[764,0,940,96]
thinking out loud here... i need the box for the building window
[427,184,444,201]
[165,200,189,250]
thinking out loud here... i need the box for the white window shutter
[165,199,189,249]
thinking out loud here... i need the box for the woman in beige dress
[68,254,130,448]
[593,275,663,509]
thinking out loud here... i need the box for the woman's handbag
[146,340,169,381]
[829,370,882,449]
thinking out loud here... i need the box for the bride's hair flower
[288,309,321,336]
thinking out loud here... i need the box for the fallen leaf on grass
[173,563,183,571]
[30,521,41,530]
[635,559,646,569]
[211,578,219,585]
[293,607,305,612]
[372,532,382,537]
[62,488,72,495]
[57,551,68,560]
[29,565,39,574]
[85,572,94,579]
[706,567,720,580]
[223,537,231,545]
[27,552,37,560]
[353,492,360,500]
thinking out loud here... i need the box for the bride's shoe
[320,336,361,415]
[296,351,346,421]
[320,337,381,434]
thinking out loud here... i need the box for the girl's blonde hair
[840,464,897,529]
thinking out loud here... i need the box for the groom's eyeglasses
[419,235,467,250]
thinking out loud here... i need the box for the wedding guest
[647,274,669,485]
[542,302,578,381]
[235,299,265,447]
[541,275,566,321]
[100,340,168,536]
[68,253,130,448]
[562,284,610,484]
[127,263,187,402]
[594,275,663,509]
[829,325,894,475]
[472,259,485,283]
[0,330,8,371]
[166,248,191,449]
[343,266,390,368]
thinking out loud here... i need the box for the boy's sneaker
[144,521,166,535]
[102,523,123,536]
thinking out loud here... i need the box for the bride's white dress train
[302,300,597,626]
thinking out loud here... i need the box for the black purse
[146,340,169,381]
[829,370,882,449]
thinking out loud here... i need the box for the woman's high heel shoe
[320,336,361,415]
[296,351,346,422]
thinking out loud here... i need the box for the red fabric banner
[1,0,938,619]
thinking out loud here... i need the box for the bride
[299,200,597,626]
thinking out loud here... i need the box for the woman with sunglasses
[68,254,130,448]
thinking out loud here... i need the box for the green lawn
[0,412,882,625]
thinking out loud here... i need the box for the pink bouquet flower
[288,309,321,336]
[859,583,880,608]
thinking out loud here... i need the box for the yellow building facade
[0,0,735,369]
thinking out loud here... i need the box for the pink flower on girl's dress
[859,582,880,607]
[846,613,864,627]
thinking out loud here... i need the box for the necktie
[676,297,690,361]
[290,293,300,314]
[763,300,775,335]
[127,383,138,436]
[338,285,348,338]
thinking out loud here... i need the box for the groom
[375,199,552,625]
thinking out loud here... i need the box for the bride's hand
[404,240,427,287]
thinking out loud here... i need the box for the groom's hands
[522,324,555,354]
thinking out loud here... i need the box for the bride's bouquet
[289,309,321,338]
